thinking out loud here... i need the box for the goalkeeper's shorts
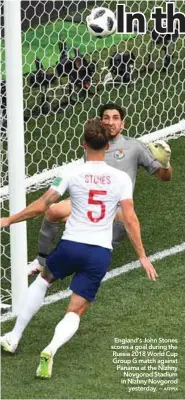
[46,240,111,302]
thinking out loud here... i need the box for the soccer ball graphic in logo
[86,7,117,38]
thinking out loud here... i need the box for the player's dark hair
[99,103,125,120]
[84,118,111,150]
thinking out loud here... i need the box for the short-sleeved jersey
[50,161,132,249]
[104,135,161,190]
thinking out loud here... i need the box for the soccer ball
[86,7,117,38]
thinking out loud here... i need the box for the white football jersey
[50,161,133,249]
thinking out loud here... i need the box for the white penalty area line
[1,242,185,323]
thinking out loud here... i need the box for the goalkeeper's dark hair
[84,118,111,150]
[99,103,125,120]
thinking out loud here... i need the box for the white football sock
[43,312,80,356]
[10,275,50,343]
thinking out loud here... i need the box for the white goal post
[1,0,185,317]
[1,119,185,201]
[1,0,28,315]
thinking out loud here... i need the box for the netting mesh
[1,0,185,307]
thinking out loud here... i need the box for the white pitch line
[1,242,185,323]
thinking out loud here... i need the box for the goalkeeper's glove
[147,140,171,169]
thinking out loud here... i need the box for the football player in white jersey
[28,103,172,275]
[0,118,157,379]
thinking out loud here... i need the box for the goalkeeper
[28,103,172,274]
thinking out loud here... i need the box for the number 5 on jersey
[87,190,107,223]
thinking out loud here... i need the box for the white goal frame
[2,0,28,315]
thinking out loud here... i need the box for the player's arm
[147,140,172,181]
[120,199,158,281]
[0,189,61,228]
[155,165,172,181]
[0,164,73,228]
[138,140,172,181]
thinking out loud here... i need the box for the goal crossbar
[1,119,185,201]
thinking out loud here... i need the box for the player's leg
[36,293,89,379]
[112,206,127,247]
[1,238,80,354]
[0,267,56,353]
[36,243,111,379]
[28,198,72,275]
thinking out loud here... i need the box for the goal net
[1,0,185,316]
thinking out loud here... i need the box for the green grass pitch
[1,137,185,399]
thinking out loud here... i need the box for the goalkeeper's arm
[147,140,172,181]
